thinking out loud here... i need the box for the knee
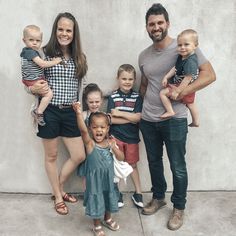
[45,151,58,163]
[72,153,86,165]
[171,164,187,178]
[131,163,137,169]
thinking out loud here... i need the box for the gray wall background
[0,0,235,193]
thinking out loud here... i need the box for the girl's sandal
[102,218,120,231]
[54,201,68,215]
[93,225,105,236]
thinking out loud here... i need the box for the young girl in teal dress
[73,102,124,236]
[78,83,103,188]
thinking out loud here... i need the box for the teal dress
[83,144,118,219]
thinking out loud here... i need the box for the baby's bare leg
[187,102,199,127]
[159,88,175,119]
[37,88,53,114]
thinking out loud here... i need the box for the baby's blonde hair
[23,25,42,38]
[177,29,198,46]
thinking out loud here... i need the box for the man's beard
[149,29,168,43]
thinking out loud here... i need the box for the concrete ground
[0,192,235,236]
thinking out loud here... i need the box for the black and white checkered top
[44,57,80,106]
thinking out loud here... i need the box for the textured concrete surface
[0,0,235,193]
[0,192,235,236]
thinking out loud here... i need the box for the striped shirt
[107,89,143,143]
[20,47,44,81]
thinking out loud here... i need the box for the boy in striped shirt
[107,64,143,208]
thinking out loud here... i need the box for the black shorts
[37,104,81,139]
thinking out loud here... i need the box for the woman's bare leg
[42,138,68,214]
[60,137,85,195]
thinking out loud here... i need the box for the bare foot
[160,111,175,119]
[188,123,199,127]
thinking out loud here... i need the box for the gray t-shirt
[138,39,207,122]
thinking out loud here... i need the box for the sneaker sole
[118,202,124,208]
[131,196,144,208]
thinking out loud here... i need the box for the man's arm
[179,62,216,98]
[139,74,148,98]
[169,75,192,100]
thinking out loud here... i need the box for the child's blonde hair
[177,29,198,46]
[117,64,136,79]
[23,25,42,38]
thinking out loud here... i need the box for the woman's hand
[30,80,49,96]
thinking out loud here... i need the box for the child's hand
[111,108,120,117]
[52,57,62,64]
[168,84,180,100]
[72,102,82,114]
[162,77,168,87]
[108,136,117,149]
[171,90,179,100]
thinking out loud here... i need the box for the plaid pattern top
[44,57,79,106]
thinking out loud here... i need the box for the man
[139,3,216,231]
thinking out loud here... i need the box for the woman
[29,12,87,215]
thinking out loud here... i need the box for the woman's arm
[28,80,50,96]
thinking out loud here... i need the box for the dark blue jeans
[140,118,188,210]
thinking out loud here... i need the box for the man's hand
[30,80,49,96]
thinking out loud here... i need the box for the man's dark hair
[145,3,169,24]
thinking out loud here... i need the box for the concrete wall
[1,0,235,193]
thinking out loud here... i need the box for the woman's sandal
[102,218,120,231]
[92,225,105,236]
[54,201,68,215]
[62,193,78,203]
[51,193,78,203]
